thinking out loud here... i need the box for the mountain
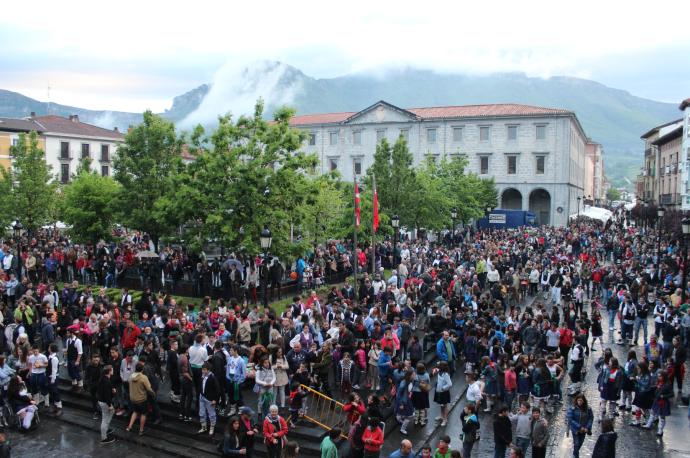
[0,63,681,187]
[0,89,142,130]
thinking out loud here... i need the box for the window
[101,165,109,177]
[329,159,338,171]
[353,131,362,145]
[81,143,90,159]
[507,125,518,141]
[60,141,70,159]
[427,128,437,143]
[536,125,546,140]
[353,159,362,175]
[479,126,490,142]
[308,133,316,146]
[452,127,463,142]
[376,129,386,143]
[480,156,489,175]
[399,129,409,142]
[507,156,517,174]
[329,132,338,146]
[100,144,110,161]
[11,137,19,147]
[536,156,545,174]
[60,163,70,183]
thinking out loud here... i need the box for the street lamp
[259,225,272,306]
[657,206,665,266]
[450,207,458,246]
[577,197,581,219]
[680,216,690,303]
[11,220,22,278]
[391,215,400,267]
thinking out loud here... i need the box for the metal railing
[299,384,349,439]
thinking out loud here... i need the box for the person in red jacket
[121,320,141,352]
[559,324,575,370]
[262,405,288,458]
[361,416,384,458]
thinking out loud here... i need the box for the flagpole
[352,170,358,307]
[371,174,376,277]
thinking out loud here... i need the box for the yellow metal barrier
[298,384,349,439]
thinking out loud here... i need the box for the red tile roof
[407,103,571,119]
[33,115,124,140]
[290,112,356,126]
[289,103,572,126]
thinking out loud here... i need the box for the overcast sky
[2,0,689,113]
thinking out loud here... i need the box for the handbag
[419,381,431,392]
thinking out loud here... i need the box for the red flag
[354,181,361,228]
[373,184,380,233]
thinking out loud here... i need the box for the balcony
[660,193,680,205]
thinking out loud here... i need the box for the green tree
[1,131,58,232]
[365,136,417,226]
[157,101,319,262]
[114,110,182,248]
[61,166,120,244]
[606,188,622,202]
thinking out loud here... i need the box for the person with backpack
[619,297,637,346]
[459,404,480,458]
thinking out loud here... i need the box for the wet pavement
[6,417,169,457]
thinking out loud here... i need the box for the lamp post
[259,225,272,307]
[391,214,400,268]
[577,196,581,219]
[12,220,22,279]
[657,206,665,267]
[450,207,458,246]
[682,217,690,303]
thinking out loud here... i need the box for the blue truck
[477,209,537,229]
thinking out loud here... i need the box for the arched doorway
[529,189,551,225]
[501,188,523,210]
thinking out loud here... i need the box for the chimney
[69,115,79,123]
[113,127,119,133]
[30,111,36,117]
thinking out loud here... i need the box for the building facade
[0,118,46,170]
[680,99,690,209]
[639,118,683,205]
[584,142,605,204]
[31,114,123,182]
[291,100,591,226]
[655,126,683,208]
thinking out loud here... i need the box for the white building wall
[297,105,589,226]
[44,134,119,182]
[682,106,690,210]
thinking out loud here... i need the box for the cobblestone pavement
[416,301,690,458]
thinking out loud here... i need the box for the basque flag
[373,184,380,233]
[354,180,361,228]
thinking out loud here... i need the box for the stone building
[290,100,591,226]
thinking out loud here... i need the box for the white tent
[570,206,613,223]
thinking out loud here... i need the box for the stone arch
[501,188,523,210]
[529,188,551,225]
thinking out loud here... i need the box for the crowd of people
[0,207,689,458]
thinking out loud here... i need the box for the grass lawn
[56,282,324,317]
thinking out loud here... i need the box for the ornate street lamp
[450,207,458,246]
[259,225,272,306]
[657,207,665,266]
[577,197,581,218]
[391,215,400,267]
[11,220,22,278]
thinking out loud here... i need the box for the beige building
[639,119,682,204]
[655,125,683,208]
[0,117,45,170]
[584,142,605,204]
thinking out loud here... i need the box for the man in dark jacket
[493,405,513,458]
[198,362,220,436]
[85,353,103,419]
[211,342,227,411]
[166,340,180,402]
[140,354,162,424]
[238,406,259,458]
[97,365,116,444]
